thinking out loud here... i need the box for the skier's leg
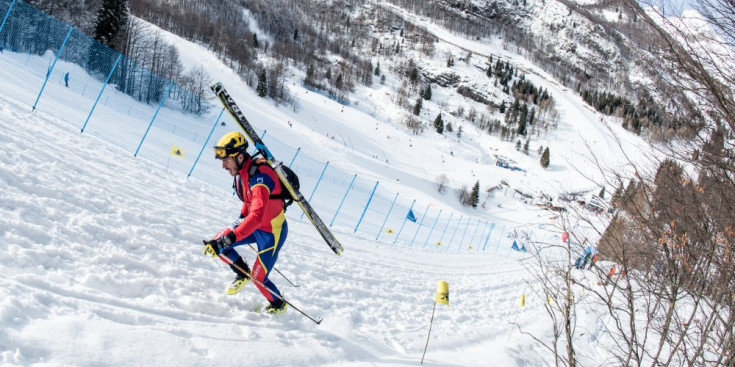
[221,233,256,277]
[251,217,288,303]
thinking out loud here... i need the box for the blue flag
[406,209,417,222]
[511,241,521,251]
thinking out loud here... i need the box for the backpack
[249,158,300,210]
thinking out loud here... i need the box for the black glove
[203,238,226,257]
[202,231,237,258]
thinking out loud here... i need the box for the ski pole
[217,252,322,325]
[245,243,299,287]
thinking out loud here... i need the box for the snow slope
[1,91,557,366]
[0,4,658,367]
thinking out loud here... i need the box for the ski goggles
[214,145,240,159]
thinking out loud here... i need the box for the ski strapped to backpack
[211,82,343,255]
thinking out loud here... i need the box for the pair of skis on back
[210,83,343,325]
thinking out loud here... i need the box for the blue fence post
[409,204,430,247]
[437,212,454,247]
[457,218,474,252]
[134,80,174,156]
[0,0,18,35]
[81,53,122,133]
[260,130,266,140]
[475,221,490,251]
[188,107,225,177]
[354,181,379,234]
[494,224,506,254]
[466,219,483,251]
[301,161,329,220]
[394,199,416,245]
[289,147,301,166]
[330,174,356,227]
[446,215,464,251]
[32,27,74,111]
[482,223,496,251]
[423,209,443,248]
[376,192,399,240]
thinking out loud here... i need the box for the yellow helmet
[214,131,248,159]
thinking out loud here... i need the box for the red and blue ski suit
[216,158,288,303]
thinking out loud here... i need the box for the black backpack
[249,158,300,210]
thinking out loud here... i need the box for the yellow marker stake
[435,280,449,306]
[520,293,526,307]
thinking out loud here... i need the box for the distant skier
[574,245,598,270]
[202,131,288,315]
[64,72,69,87]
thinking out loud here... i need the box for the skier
[64,72,69,87]
[202,131,288,315]
[574,245,598,269]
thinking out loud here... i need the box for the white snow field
[0,3,656,366]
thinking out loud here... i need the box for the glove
[202,238,225,257]
[202,231,237,257]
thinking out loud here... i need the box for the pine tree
[410,68,419,85]
[253,33,259,48]
[433,113,444,134]
[423,84,432,100]
[374,62,380,76]
[517,121,526,135]
[256,70,268,97]
[523,139,530,155]
[413,97,422,116]
[92,0,128,49]
[446,122,454,132]
[598,186,606,199]
[457,125,463,138]
[471,181,480,208]
[540,147,550,168]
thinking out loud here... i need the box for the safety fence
[0,0,523,254]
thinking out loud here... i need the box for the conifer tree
[256,70,268,97]
[410,68,419,85]
[471,181,480,208]
[540,147,550,168]
[92,0,128,49]
[252,33,259,48]
[423,84,432,100]
[433,113,444,134]
[413,97,422,116]
[446,122,454,132]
